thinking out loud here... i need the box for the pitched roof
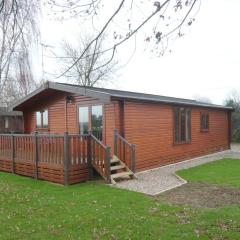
[11,81,232,111]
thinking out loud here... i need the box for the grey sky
[37,0,240,105]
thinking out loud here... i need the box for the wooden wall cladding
[0,158,90,185]
[124,101,230,171]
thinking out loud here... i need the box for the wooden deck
[0,133,109,185]
[0,130,137,185]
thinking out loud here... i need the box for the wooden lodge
[0,107,23,133]
[0,81,232,184]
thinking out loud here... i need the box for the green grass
[177,158,240,188]
[1,159,240,239]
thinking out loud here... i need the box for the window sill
[35,128,49,131]
[200,129,209,133]
[173,141,191,146]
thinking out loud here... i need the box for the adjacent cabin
[10,81,232,172]
[0,107,23,133]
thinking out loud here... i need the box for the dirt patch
[156,182,240,208]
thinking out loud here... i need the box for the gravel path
[114,146,240,196]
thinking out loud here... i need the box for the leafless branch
[60,33,118,87]
[55,0,199,79]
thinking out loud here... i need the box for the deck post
[64,132,69,185]
[114,129,118,155]
[105,146,111,183]
[34,132,39,179]
[131,144,136,173]
[11,133,15,174]
[87,134,93,179]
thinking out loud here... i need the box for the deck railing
[0,132,111,185]
[90,134,111,183]
[114,129,136,172]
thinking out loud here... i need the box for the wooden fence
[0,133,111,185]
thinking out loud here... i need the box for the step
[111,171,132,179]
[110,158,120,164]
[110,165,125,171]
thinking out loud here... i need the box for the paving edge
[136,150,232,176]
[151,173,188,196]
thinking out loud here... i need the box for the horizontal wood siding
[23,92,67,134]
[124,101,230,171]
[24,91,101,135]
[104,101,121,152]
[22,90,230,173]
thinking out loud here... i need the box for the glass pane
[36,112,41,128]
[174,108,179,142]
[4,117,9,129]
[180,108,186,141]
[79,107,89,134]
[91,105,103,140]
[43,110,48,128]
[206,114,209,129]
[186,109,191,141]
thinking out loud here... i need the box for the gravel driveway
[114,146,240,195]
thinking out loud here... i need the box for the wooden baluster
[42,137,45,163]
[75,136,78,164]
[83,137,85,164]
[76,136,80,164]
[105,146,111,183]
[79,136,82,164]
[92,138,95,166]
[53,137,56,164]
[63,132,69,185]
[50,137,53,164]
[55,137,58,164]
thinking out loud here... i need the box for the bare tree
[61,34,117,87]
[2,47,38,105]
[225,90,240,142]
[45,0,200,78]
[0,0,39,105]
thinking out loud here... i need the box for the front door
[78,105,103,141]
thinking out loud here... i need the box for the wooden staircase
[109,155,137,184]
[90,131,137,184]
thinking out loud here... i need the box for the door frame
[77,103,105,142]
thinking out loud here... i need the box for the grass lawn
[0,158,240,239]
[177,158,240,188]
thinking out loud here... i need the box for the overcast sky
[38,0,240,105]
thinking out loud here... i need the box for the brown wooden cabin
[11,81,232,172]
[0,107,23,133]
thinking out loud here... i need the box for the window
[43,110,48,128]
[174,107,191,143]
[91,105,103,140]
[4,117,9,129]
[79,106,89,135]
[36,110,48,129]
[200,113,209,131]
[36,112,41,128]
[78,105,103,140]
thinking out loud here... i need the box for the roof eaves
[11,81,111,111]
[49,82,111,102]
[10,82,49,111]
[111,94,232,110]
